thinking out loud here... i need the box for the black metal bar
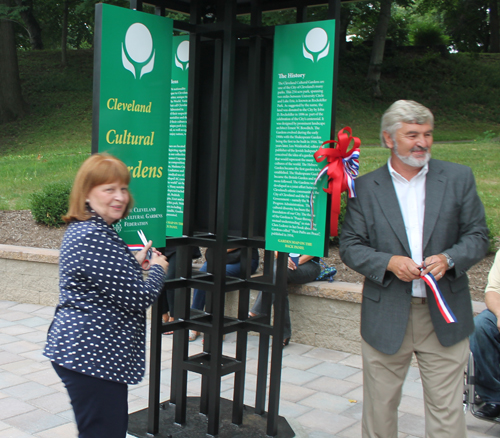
[266,251,288,436]
[146,298,163,434]
[233,0,265,423]
[182,0,203,236]
[130,0,143,11]
[321,0,342,256]
[91,4,103,155]
[207,38,223,235]
[154,4,165,16]
[296,0,307,22]
[204,0,238,434]
[173,245,192,425]
[171,0,204,426]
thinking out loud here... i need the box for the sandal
[189,331,200,341]
[283,338,290,347]
[162,316,174,335]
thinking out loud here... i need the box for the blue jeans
[191,258,259,311]
[250,259,320,340]
[470,309,500,402]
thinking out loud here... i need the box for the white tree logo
[175,40,189,70]
[122,23,155,79]
[113,220,122,233]
[303,27,329,63]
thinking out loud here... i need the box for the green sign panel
[94,3,172,246]
[265,21,336,257]
[166,35,189,237]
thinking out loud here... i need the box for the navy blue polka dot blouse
[44,214,165,385]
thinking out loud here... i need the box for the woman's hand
[134,241,168,271]
[150,251,168,271]
[134,240,153,265]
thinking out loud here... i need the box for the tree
[366,0,393,97]
[15,0,43,49]
[61,0,68,66]
[0,0,28,123]
[417,0,497,52]
[490,0,499,52]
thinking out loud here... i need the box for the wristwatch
[441,252,455,270]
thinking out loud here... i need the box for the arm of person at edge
[271,251,314,270]
[288,255,315,270]
[485,251,500,331]
[134,240,168,270]
[339,168,489,285]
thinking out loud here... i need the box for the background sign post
[92,3,173,246]
[265,21,336,257]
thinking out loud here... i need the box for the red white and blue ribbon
[421,272,457,323]
[310,127,361,236]
[128,244,145,251]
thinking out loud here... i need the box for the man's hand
[420,254,448,281]
[387,256,422,282]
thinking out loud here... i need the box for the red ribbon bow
[313,127,361,236]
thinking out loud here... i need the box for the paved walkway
[0,300,500,438]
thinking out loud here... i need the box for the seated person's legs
[470,309,500,417]
[250,258,320,345]
[190,256,258,341]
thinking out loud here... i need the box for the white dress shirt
[388,158,428,297]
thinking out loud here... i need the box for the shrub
[29,181,72,227]
[410,20,449,47]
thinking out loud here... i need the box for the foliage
[417,0,491,52]
[1,48,500,244]
[29,181,72,227]
[475,130,498,142]
[409,18,450,46]
[346,1,413,47]
[334,48,500,144]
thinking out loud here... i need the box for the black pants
[161,252,177,316]
[52,362,128,438]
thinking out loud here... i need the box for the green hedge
[29,181,72,227]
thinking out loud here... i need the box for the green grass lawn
[358,142,500,241]
[0,49,499,241]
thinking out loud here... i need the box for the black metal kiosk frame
[123,1,342,436]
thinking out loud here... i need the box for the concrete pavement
[0,300,499,437]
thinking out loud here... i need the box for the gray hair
[380,100,434,148]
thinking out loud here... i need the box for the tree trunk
[61,0,68,67]
[366,0,393,97]
[339,5,352,53]
[490,0,500,53]
[0,0,28,124]
[15,0,43,50]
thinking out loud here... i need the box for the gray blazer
[340,159,489,355]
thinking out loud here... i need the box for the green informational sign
[166,35,189,237]
[94,3,172,246]
[265,21,335,257]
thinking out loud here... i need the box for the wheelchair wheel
[463,352,475,414]
[465,351,500,423]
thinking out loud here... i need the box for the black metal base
[127,397,295,437]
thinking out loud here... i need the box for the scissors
[137,230,152,270]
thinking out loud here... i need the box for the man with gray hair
[340,100,489,437]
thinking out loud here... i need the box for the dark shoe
[476,403,500,419]
[283,338,290,347]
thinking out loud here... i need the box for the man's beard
[394,141,431,168]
